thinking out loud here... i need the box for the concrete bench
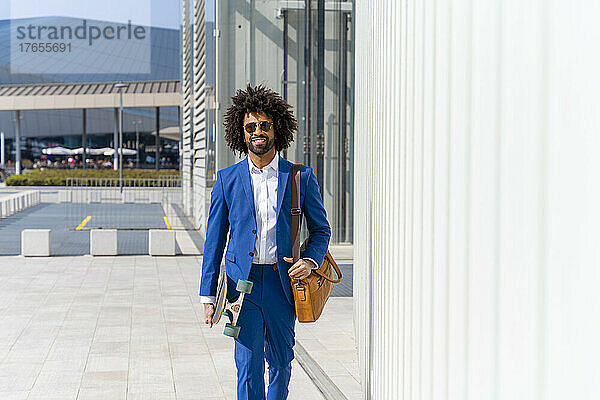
[22,229,51,256]
[149,229,176,256]
[90,229,118,256]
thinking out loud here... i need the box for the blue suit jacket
[199,156,331,305]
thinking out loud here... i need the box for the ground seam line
[294,341,348,400]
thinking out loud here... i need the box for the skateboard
[211,264,253,338]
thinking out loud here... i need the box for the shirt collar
[248,154,279,174]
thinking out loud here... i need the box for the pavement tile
[168,341,206,358]
[3,346,49,364]
[0,392,29,400]
[85,354,129,372]
[126,390,176,400]
[171,358,216,378]
[0,362,43,391]
[28,380,80,399]
[34,366,84,386]
[89,340,129,355]
[93,325,130,342]
[46,344,91,361]
[128,364,173,386]
[126,382,176,395]
[79,370,128,389]
[173,377,223,397]
[76,387,127,400]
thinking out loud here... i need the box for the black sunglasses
[244,120,273,134]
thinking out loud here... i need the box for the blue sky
[1,0,215,28]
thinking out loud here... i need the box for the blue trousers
[232,263,296,400]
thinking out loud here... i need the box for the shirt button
[252,229,256,234]
[249,252,254,257]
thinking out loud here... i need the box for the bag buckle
[291,208,301,216]
[295,281,306,301]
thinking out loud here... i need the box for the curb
[295,341,348,400]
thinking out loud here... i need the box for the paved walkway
[0,254,361,400]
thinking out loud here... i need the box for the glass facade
[212,0,354,243]
[0,10,182,170]
[0,106,181,170]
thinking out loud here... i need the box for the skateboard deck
[211,263,253,338]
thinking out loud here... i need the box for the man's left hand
[283,257,312,280]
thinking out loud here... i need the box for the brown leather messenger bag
[290,163,342,323]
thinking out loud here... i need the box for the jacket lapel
[238,157,256,223]
[276,157,291,221]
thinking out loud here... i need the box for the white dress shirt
[200,155,317,304]
[249,154,279,264]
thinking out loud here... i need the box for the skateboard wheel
[236,279,253,294]
[224,323,241,338]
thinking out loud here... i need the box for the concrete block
[87,190,102,203]
[58,190,72,203]
[122,191,137,203]
[148,191,163,204]
[149,229,176,256]
[22,229,51,256]
[90,229,118,256]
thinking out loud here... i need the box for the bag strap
[312,252,343,283]
[291,163,302,264]
[291,164,342,285]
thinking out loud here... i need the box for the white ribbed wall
[354,1,600,399]
[192,0,207,233]
[182,0,193,217]
[182,0,208,233]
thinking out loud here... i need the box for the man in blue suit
[199,84,331,400]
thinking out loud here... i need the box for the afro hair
[223,84,298,156]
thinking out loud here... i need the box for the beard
[247,134,275,156]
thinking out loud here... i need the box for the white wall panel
[182,0,193,216]
[354,0,600,398]
[192,0,207,233]
[182,0,208,233]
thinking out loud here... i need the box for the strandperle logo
[15,19,147,46]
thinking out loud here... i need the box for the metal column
[113,108,119,170]
[15,110,21,175]
[282,9,288,160]
[338,11,348,242]
[82,109,87,169]
[304,0,312,166]
[1,131,4,168]
[155,107,160,170]
[315,0,325,193]
[178,105,182,172]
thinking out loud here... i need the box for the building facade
[354,0,600,398]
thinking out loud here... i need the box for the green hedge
[6,169,181,186]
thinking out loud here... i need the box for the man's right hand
[204,303,215,328]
